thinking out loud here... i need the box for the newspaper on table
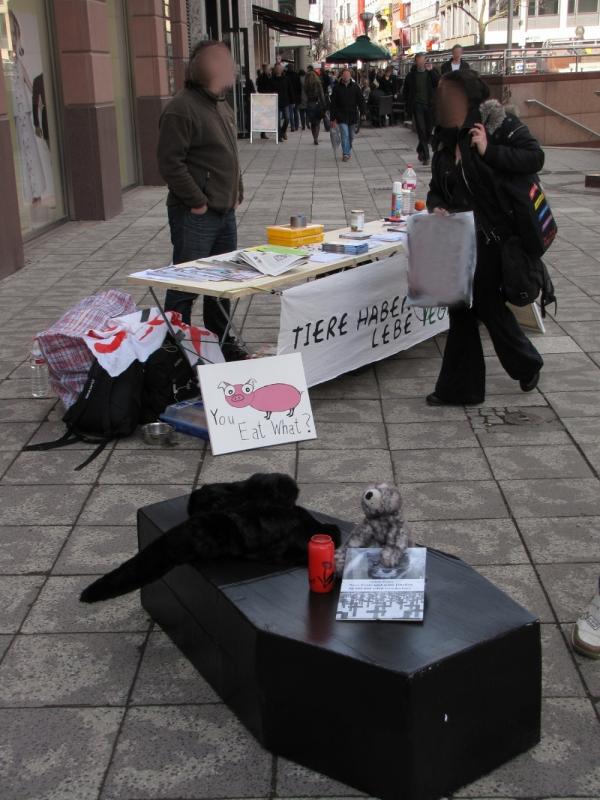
[336,547,427,622]
[235,247,307,277]
[204,246,308,278]
[131,263,259,284]
[406,211,476,308]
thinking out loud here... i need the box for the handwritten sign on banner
[277,254,449,386]
[197,353,316,455]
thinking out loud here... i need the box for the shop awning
[252,5,323,39]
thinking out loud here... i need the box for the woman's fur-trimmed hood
[479,99,507,134]
[479,98,521,133]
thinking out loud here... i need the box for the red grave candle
[308,534,336,593]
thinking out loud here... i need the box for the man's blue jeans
[338,122,354,157]
[279,105,291,138]
[164,205,237,336]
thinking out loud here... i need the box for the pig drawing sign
[198,353,316,455]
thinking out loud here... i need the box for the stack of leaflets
[235,245,308,277]
[131,264,259,284]
[336,547,427,622]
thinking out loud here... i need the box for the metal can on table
[308,534,336,593]
[350,209,365,232]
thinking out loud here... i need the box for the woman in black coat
[426,70,544,406]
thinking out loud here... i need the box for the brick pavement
[0,123,599,799]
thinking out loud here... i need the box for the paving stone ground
[0,123,599,799]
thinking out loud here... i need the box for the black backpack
[500,235,556,315]
[140,334,198,424]
[500,173,558,258]
[24,360,143,470]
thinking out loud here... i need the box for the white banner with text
[277,254,449,386]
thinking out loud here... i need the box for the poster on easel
[250,93,279,143]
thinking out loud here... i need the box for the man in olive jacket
[157,40,246,360]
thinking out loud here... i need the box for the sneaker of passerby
[330,68,365,162]
[572,578,600,659]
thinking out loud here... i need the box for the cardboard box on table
[138,495,541,800]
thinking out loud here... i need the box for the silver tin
[350,209,365,231]
[290,214,307,228]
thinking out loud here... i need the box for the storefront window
[1,0,65,237]
[568,0,599,11]
[528,0,559,13]
[106,0,137,188]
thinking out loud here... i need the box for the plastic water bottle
[30,339,49,398]
[401,165,417,215]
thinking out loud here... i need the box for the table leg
[217,297,247,349]
[148,287,215,366]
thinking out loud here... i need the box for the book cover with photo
[336,547,427,622]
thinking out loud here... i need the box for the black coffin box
[138,495,541,800]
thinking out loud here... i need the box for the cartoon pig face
[219,379,256,408]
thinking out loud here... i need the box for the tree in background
[311,30,335,62]
[457,0,519,46]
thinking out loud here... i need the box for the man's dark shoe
[426,393,483,407]
[222,340,250,362]
[520,370,540,392]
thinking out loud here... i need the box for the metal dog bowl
[141,422,176,446]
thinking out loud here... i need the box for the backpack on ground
[140,334,199,424]
[24,360,143,470]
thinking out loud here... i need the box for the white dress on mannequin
[10,55,46,204]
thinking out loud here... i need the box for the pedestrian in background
[321,65,332,96]
[305,66,327,144]
[330,68,365,162]
[286,64,302,131]
[378,66,396,95]
[157,40,247,361]
[441,44,469,75]
[256,63,272,139]
[298,69,308,131]
[402,52,439,165]
[271,63,292,140]
[256,63,272,92]
[425,69,544,405]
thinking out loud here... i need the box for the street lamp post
[506,0,513,73]
[360,11,374,36]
